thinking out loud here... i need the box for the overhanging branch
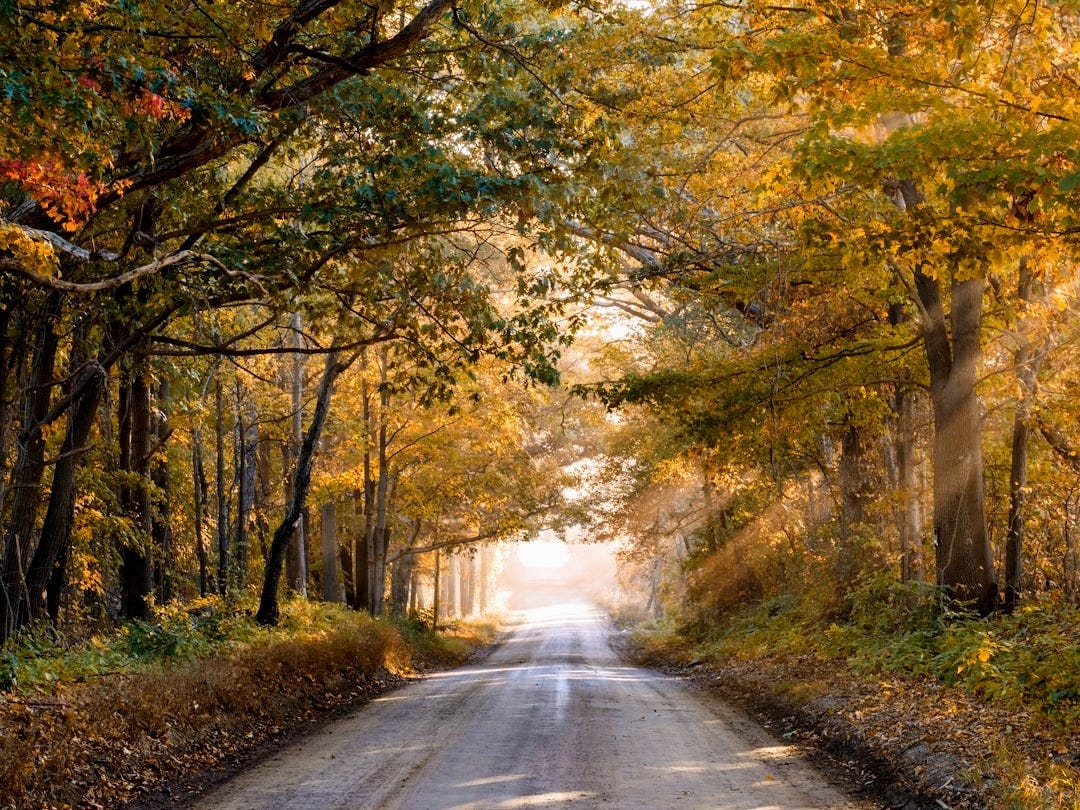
[2,250,231,294]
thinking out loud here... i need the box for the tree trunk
[233,385,257,590]
[321,501,339,602]
[351,487,370,611]
[152,379,172,604]
[1004,260,1040,613]
[253,431,273,563]
[192,431,211,597]
[836,411,874,588]
[447,550,459,618]
[119,362,153,621]
[215,378,230,594]
[285,313,308,596]
[0,292,61,640]
[478,544,490,615]
[362,366,377,612]
[389,520,421,615]
[1038,422,1080,603]
[256,350,344,625]
[462,554,477,617]
[27,364,105,627]
[894,383,922,581]
[391,554,412,616]
[432,548,441,631]
[1065,493,1079,605]
[914,270,996,613]
[886,302,922,582]
[409,564,420,613]
[838,415,868,531]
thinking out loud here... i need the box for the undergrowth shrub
[929,605,1080,729]
[679,573,1080,732]
[391,613,497,668]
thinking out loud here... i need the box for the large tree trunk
[0,292,61,640]
[256,350,344,625]
[27,364,106,626]
[894,383,922,581]
[119,361,153,621]
[914,270,996,613]
[1004,260,1040,613]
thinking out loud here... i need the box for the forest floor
[622,633,1080,810]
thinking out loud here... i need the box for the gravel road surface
[199,590,871,809]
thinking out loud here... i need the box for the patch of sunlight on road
[742,745,800,760]
[455,774,526,787]
[498,791,600,807]
[665,763,709,773]
[444,791,601,810]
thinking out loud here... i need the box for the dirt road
[199,591,871,809]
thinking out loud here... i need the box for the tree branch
[2,250,230,294]
[259,0,454,110]
[386,526,505,563]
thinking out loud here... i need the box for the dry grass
[0,609,492,809]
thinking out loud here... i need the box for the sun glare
[516,538,571,569]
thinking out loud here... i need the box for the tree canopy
[1,0,1079,646]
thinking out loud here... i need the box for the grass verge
[0,597,497,809]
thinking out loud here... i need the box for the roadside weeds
[0,610,497,810]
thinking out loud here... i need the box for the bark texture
[914,270,996,613]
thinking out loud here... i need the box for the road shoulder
[614,621,1080,810]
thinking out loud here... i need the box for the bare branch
[2,250,231,294]
[386,526,507,563]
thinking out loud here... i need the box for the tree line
[2,0,1079,647]
[0,0,611,642]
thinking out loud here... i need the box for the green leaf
[1058,172,1080,193]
